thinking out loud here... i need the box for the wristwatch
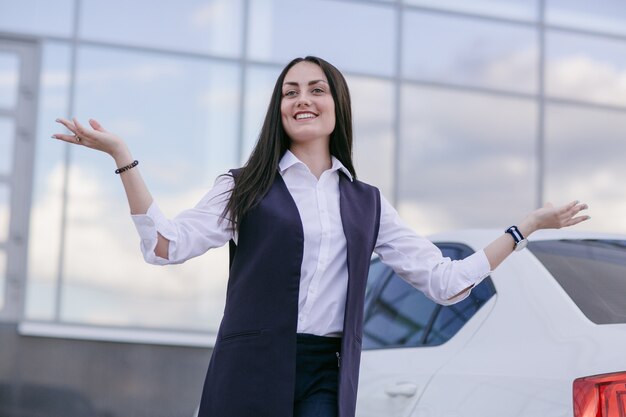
[505,225,528,251]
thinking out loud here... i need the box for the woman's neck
[289,142,332,179]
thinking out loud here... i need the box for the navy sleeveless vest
[198,169,381,417]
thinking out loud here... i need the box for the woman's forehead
[283,61,328,85]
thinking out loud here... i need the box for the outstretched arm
[447,200,590,299]
[53,117,170,259]
[375,195,590,304]
[484,200,589,270]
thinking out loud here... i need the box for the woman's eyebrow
[283,79,329,87]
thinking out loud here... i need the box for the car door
[356,243,496,417]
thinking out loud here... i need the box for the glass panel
[0,0,74,37]
[247,0,396,76]
[0,185,8,242]
[363,270,438,349]
[424,243,495,345]
[0,117,14,175]
[60,46,239,330]
[243,65,282,162]
[424,279,495,345]
[545,105,626,233]
[365,243,495,349]
[80,0,243,57]
[348,76,395,201]
[405,0,538,20]
[0,251,5,310]
[399,86,536,234]
[403,11,538,94]
[546,0,626,36]
[25,42,72,321]
[0,52,19,109]
[365,259,393,306]
[546,32,626,107]
[528,240,626,324]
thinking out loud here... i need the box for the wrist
[518,217,537,238]
[111,145,133,166]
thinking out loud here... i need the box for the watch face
[515,239,529,251]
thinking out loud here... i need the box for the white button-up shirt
[132,150,491,336]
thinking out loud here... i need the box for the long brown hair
[223,56,356,231]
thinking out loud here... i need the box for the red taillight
[573,371,626,417]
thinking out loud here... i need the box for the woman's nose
[296,94,311,107]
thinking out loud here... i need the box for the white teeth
[296,113,316,120]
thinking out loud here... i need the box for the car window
[362,267,438,349]
[528,239,626,324]
[363,243,496,350]
[424,279,496,346]
[364,257,393,306]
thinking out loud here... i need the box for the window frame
[0,36,40,323]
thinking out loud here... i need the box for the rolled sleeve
[433,249,491,305]
[131,202,174,265]
[130,174,235,265]
[374,196,492,305]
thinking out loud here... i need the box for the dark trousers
[294,333,341,417]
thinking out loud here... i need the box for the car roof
[427,229,626,250]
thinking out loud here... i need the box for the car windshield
[528,239,626,325]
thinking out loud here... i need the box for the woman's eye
[312,88,324,94]
[284,90,298,97]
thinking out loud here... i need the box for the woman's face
[280,61,336,146]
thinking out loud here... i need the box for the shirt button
[299,316,304,321]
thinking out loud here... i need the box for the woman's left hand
[521,200,590,235]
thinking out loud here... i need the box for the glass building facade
[1,0,626,339]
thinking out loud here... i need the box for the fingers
[55,117,77,134]
[89,118,107,132]
[566,215,590,227]
[557,200,585,216]
[52,117,82,144]
[564,200,579,210]
[52,117,97,146]
[52,117,120,155]
[559,200,590,227]
[53,133,82,144]
[567,201,588,218]
[73,117,89,138]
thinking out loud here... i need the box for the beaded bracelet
[115,160,139,174]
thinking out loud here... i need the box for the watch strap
[505,225,528,251]
[505,225,525,245]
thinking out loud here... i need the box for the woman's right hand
[52,117,128,159]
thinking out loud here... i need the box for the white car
[356,230,626,417]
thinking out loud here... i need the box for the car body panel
[356,230,626,417]
[357,297,496,417]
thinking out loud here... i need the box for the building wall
[0,323,210,417]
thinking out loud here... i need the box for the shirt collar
[279,150,354,182]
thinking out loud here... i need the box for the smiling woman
[51,55,589,417]
[223,57,355,233]
[280,63,336,149]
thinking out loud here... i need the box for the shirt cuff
[464,249,492,283]
[130,202,174,265]
[443,249,492,305]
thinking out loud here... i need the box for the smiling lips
[295,112,317,120]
